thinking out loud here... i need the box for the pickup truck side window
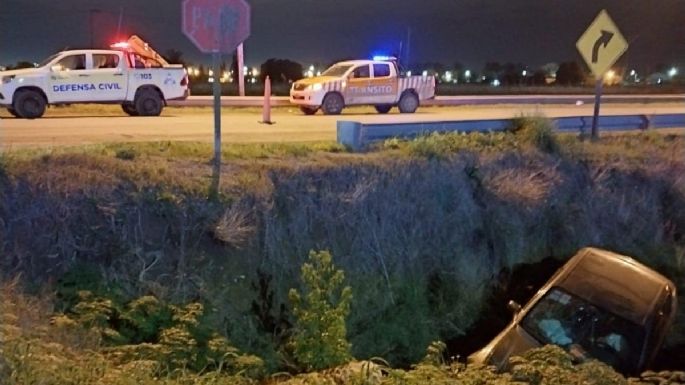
[93,54,120,69]
[373,64,391,78]
[351,65,370,79]
[57,54,86,71]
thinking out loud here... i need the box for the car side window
[373,63,391,78]
[57,54,86,71]
[93,54,119,69]
[351,65,370,79]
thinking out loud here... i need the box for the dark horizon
[1,0,684,73]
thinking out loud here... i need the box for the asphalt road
[1,103,683,149]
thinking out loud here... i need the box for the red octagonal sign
[182,0,251,54]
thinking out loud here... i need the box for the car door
[343,64,372,105]
[88,53,127,101]
[370,63,398,104]
[47,53,90,103]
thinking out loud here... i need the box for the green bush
[115,147,138,160]
[508,116,559,153]
[289,250,353,371]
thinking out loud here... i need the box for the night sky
[1,0,684,72]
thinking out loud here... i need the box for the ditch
[446,257,685,370]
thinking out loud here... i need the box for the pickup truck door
[47,53,90,103]
[344,64,372,105]
[370,63,399,104]
[88,52,127,101]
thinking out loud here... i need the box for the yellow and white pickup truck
[290,58,435,115]
[0,35,188,119]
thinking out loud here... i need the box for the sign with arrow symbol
[576,10,628,78]
[575,10,629,140]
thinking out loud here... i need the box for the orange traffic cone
[261,76,273,124]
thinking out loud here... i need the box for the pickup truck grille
[293,83,308,91]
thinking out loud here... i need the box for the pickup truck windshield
[39,53,60,67]
[521,287,645,373]
[322,64,353,77]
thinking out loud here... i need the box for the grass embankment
[1,118,685,383]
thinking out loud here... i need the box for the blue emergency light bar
[372,55,397,61]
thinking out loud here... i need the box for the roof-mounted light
[373,55,397,62]
[111,42,130,49]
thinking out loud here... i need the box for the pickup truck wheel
[375,104,393,114]
[321,93,344,115]
[398,92,419,114]
[135,90,163,116]
[121,103,139,116]
[6,108,20,118]
[299,106,318,115]
[13,90,46,119]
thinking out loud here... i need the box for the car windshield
[321,64,353,77]
[38,53,60,67]
[521,287,645,373]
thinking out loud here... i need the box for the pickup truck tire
[134,89,163,116]
[13,90,46,119]
[398,92,419,114]
[322,93,344,115]
[121,103,139,116]
[300,106,318,115]
[375,104,393,114]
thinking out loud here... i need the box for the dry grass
[1,123,685,365]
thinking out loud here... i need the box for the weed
[289,250,353,371]
[509,115,559,153]
[115,147,138,160]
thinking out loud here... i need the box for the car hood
[0,68,42,77]
[294,76,341,86]
[470,325,541,370]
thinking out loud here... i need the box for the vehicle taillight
[181,75,188,86]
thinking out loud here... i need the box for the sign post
[182,0,250,197]
[576,9,628,140]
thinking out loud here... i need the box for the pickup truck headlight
[1,75,15,84]
[307,83,323,91]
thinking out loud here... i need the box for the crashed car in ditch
[468,247,677,375]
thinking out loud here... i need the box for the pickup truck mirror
[507,300,522,314]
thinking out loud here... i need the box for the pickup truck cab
[0,35,188,119]
[290,58,435,115]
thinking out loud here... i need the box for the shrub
[289,250,353,371]
[115,147,138,160]
[509,116,559,153]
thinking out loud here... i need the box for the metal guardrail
[337,114,685,151]
[168,94,685,108]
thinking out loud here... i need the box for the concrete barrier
[337,114,685,150]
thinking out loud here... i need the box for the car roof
[335,60,386,66]
[554,247,674,326]
[58,50,123,56]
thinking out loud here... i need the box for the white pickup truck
[0,36,189,119]
[290,58,435,115]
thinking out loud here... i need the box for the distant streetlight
[444,71,453,82]
[668,67,678,77]
[522,70,527,77]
